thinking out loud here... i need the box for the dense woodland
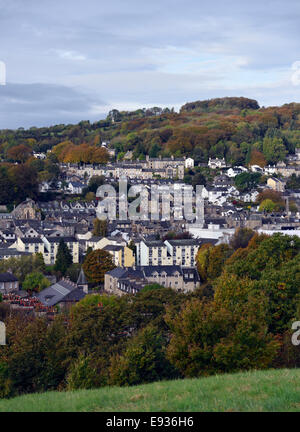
[1,232,300,397]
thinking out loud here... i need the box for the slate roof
[37,278,78,306]
[0,272,18,282]
[60,288,86,303]
[77,268,88,285]
[21,237,44,244]
[103,245,123,251]
[0,248,31,257]
[166,239,199,246]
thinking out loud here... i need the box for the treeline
[1,232,300,398]
[180,96,260,113]
[52,142,109,164]
[1,98,300,167]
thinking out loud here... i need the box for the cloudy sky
[0,0,300,129]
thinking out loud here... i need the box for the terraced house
[10,236,79,265]
[105,265,200,295]
[136,238,200,267]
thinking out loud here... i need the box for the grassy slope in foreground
[0,369,300,412]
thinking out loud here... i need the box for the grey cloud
[0,83,105,129]
[0,0,299,128]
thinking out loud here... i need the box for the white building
[208,157,226,169]
[185,157,195,169]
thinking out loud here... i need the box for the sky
[0,0,300,129]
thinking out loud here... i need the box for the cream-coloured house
[267,177,285,192]
[103,245,135,267]
[136,238,199,267]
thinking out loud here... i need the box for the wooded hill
[1,97,300,167]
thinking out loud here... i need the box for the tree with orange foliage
[249,149,267,167]
[7,144,32,163]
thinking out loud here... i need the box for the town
[1,139,300,313]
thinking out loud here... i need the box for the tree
[54,240,73,275]
[140,283,164,293]
[74,294,118,310]
[230,228,255,250]
[85,192,95,201]
[0,253,45,283]
[196,244,232,282]
[286,173,300,190]
[262,137,287,164]
[66,354,100,390]
[249,149,266,167]
[22,272,50,293]
[109,325,177,386]
[259,199,276,213]
[82,249,115,284]
[234,172,261,192]
[7,144,32,163]
[0,166,15,204]
[165,290,279,378]
[8,164,38,202]
[65,263,82,283]
[92,218,108,237]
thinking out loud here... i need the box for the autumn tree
[92,218,108,237]
[7,144,32,163]
[82,249,115,284]
[229,227,255,250]
[196,243,232,282]
[165,279,279,378]
[249,149,266,167]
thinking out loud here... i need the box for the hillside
[1,97,300,168]
[1,369,300,412]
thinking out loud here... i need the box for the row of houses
[105,265,200,295]
[63,155,195,182]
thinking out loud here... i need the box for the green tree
[262,137,287,164]
[259,199,276,213]
[109,325,177,386]
[22,272,50,293]
[0,253,45,283]
[234,172,261,192]
[54,240,73,275]
[67,354,100,390]
[165,288,278,378]
[140,283,164,293]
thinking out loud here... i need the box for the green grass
[1,369,300,412]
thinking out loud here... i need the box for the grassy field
[0,369,300,412]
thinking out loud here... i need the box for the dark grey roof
[103,245,123,251]
[144,240,164,247]
[45,236,77,243]
[60,288,86,302]
[0,248,31,257]
[37,278,78,306]
[142,265,182,277]
[0,272,18,282]
[166,239,199,246]
[77,268,88,285]
[21,237,44,244]
[106,267,128,278]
